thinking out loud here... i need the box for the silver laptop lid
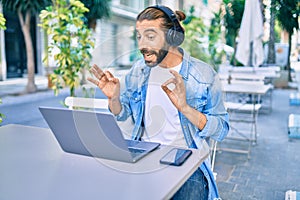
[39,107,140,162]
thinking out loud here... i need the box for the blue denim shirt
[116,48,229,199]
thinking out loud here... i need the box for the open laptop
[39,106,160,163]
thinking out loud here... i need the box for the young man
[88,5,229,200]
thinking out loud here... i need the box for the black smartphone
[160,148,192,166]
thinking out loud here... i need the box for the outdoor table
[220,82,273,157]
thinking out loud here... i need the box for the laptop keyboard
[128,147,146,154]
[126,139,140,147]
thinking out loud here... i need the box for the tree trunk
[287,33,292,81]
[267,0,276,64]
[18,10,37,93]
[88,18,97,31]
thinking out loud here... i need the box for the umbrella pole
[249,41,253,68]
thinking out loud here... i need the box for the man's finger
[87,77,99,86]
[92,64,104,75]
[161,85,172,95]
[162,77,176,86]
[90,65,105,80]
[169,69,183,81]
[105,71,114,79]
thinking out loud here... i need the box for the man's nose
[138,37,150,49]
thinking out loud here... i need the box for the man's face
[136,19,169,67]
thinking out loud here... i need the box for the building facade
[0,0,184,81]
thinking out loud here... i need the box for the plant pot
[273,70,289,88]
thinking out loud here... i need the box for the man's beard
[140,44,170,67]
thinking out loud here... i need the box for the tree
[223,0,245,47]
[39,0,94,97]
[277,0,299,81]
[222,0,245,65]
[0,13,5,124]
[0,0,51,93]
[267,0,277,64]
[81,0,111,30]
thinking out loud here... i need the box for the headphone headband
[149,5,181,28]
[147,5,185,46]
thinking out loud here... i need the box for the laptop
[39,106,160,163]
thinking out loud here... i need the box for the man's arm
[180,105,207,130]
[87,64,122,115]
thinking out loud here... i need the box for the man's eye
[147,35,155,41]
[136,35,141,40]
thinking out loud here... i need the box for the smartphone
[160,148,192,166]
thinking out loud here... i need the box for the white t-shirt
[143,63,187,147]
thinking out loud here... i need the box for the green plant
[39,0,95,97]
[208,8,226,71]
[0,13,6,30]
[181,6,210,64]
[0,98,4,124]
[181,6,226,71]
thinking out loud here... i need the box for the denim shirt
[116,48,229,199]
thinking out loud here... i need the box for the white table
[0,124,209,200]
[222,82,272,95]
[220,83,272,157]
[219,65,280,82]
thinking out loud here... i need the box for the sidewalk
[0,76,49,97]
[215,88,300,199]
[0,76,69,107]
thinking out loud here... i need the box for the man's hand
[87,64,120,100]
[161,70,207,130]
[161,70,188,112]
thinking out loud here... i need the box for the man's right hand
[87,64,120,100]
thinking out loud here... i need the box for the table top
[0,124,209,200]
[218,73,266,81]
[219,65,280,79]
[222,82,272,95]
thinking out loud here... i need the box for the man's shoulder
[187,57,216,80]
[189,57,215,74]
[181,48,215,73]
[189,57,213,71]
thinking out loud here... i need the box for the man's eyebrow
[135,28,159,34]
[144,28,158,33]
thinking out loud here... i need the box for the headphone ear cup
[166,29,174,46]
[166,27,184,46]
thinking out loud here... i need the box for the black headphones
[148,5,185,46]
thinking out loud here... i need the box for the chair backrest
[64,96,108,109]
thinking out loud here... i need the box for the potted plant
[39,0,94,97]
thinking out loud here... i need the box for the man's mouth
[141,49,156,62]
[144,53,154,60]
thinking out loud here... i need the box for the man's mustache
[140,48,156,55]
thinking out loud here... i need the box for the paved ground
[0,77,300,199]
[215,89,300,199]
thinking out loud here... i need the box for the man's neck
[159,47,183,68]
